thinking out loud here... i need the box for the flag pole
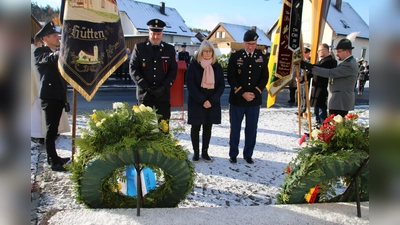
[71,89,77,161]
[299,37,313,138]
[295,65,301,137]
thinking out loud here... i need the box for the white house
[116,0,193,52]
[69,0,118,14]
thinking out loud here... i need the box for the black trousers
[41,99,64,164]
[289,87,296,102]
[190,124,212,151]
[139,100,171,122]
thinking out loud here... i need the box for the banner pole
[71,88,77,161]
[295,65,301,137]
[299,36,313,139]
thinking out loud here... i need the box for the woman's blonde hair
[195,40,217,64]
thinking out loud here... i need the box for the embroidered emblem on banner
[58,0,127,102]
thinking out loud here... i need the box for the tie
[248,53,252,59]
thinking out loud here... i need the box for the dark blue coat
[310,55,337,107]
[186,60,225,125]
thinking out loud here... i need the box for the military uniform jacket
[130,40,178,102]
[34,46,67,102]
[309,55,337,107]
[312,56,358,111]
[178,51,190,64]
[227,49,269,106]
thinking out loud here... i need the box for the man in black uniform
[178,44,190,84]
[178,44,190,65]
[34,21,70,171]
[130,19,178,122]
[227,30,269,164]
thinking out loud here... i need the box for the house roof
[209,22,271,46]
[327,1,369,39]
[117,0,192,37]
[267,1,369,40]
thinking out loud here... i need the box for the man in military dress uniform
[130,19,178,121]
[227,30,269,164]
[34,21,70,171]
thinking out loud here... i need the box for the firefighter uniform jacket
[130,40,178,102]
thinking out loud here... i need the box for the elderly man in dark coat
[309,43,337,125]
[301,38,358,117]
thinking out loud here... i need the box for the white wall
[119,12,135,35]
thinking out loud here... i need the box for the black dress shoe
[244,157,254,164]
[59,157,70,164]
[287,100,295,103]
[51,162,68,172]
[229,157,237,163]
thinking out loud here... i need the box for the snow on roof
[220,22,271,46]
[117,0,192,37]
[327,2,369,39]
[191,37,201,44]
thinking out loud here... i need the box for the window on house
[216,32,220,38]
[179,26,187,32]
[221,32,226,38]
[361,48,367,58]
[340,20,350,29]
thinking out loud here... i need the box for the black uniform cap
[243,30,259,42]
[35,21,59,39]
[181,44,187,48]
[335,38,354,49]
[304,47,311,53]
[147,19,166,32]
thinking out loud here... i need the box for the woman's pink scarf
[200,58,215,89]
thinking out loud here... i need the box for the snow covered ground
[31,106,369,224]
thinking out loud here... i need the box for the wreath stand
[340,156,369,218]
[134,150,143,216]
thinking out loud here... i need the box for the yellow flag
[310,0,331,64]
[266,12,282,108]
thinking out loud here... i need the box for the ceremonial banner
[266,0,303,107]
[58,0,127,101]
[265,11,282,108]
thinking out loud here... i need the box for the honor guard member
[34,21,70,171]
[178,44,190,65]
[130,19,178,122]
[227,30,269,164]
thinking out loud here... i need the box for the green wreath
[276,151,369,204]
[277,113,369,204]
[68,103,195,208]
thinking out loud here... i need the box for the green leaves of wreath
[277,113,369,204]
[68,103,195,208]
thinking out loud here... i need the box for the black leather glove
[300,60,313,71]
[149,86,165,97]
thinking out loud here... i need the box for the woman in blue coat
[186,40,225,162]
